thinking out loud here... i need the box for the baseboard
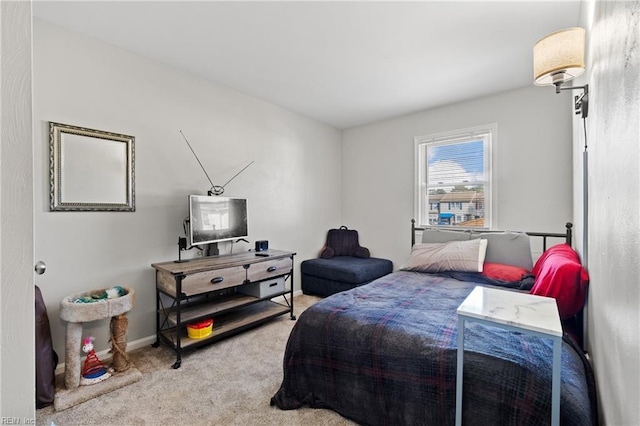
[55,334,157,376]
[54,290,304,376]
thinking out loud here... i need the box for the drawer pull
[267,266,277,273]
[210,277,224,284]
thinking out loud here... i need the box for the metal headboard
[411,219,573,250]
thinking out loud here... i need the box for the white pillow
[400,239,488,273]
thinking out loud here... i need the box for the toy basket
[187,318,213,339]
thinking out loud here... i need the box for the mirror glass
[50,122,135,211]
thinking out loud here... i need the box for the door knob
[35,261,47,275]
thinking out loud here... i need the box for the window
[415,124,495,229]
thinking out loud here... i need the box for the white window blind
[415,125,495,229]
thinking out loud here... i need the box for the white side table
[455,286,562,426]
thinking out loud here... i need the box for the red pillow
[530,243,589,319]
[482,262,528,282]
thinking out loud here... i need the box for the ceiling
[32,1,582,129]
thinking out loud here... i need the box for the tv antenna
[179,130,254,196]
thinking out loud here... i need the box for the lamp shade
[533,27,585,86]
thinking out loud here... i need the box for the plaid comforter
[271,271,596,425]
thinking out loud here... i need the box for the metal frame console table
[151,249,296,369]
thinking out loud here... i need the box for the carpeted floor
[36,294,356,426]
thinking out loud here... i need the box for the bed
[271,222,596,425]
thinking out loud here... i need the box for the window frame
[414,124,497,230]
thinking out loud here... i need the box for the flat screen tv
[189,195,248,246]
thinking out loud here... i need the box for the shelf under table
[161,291,290,326]
[160,300,291,349]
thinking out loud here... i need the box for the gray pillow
[471,232,533,270]
[421,229,471,244]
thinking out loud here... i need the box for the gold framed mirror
[49,122,135,212]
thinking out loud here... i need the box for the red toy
[80,336,111,385]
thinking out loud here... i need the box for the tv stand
[151,249,296,368]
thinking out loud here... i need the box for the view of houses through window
[415,125,494,229]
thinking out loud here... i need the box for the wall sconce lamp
[534,27,589,118]
[535,27,590,272]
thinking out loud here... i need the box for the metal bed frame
[411,219,573,249]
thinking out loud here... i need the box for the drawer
[157,270,181,297]
[181,265,247,296]
[238,277,286,299]
[247,257,292,282]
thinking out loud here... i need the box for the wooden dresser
[151,249,296,368]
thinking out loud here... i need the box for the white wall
[33,20,342,358]
[341,85,573,268]
[578,1,640,424]
[1,0,35,418]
